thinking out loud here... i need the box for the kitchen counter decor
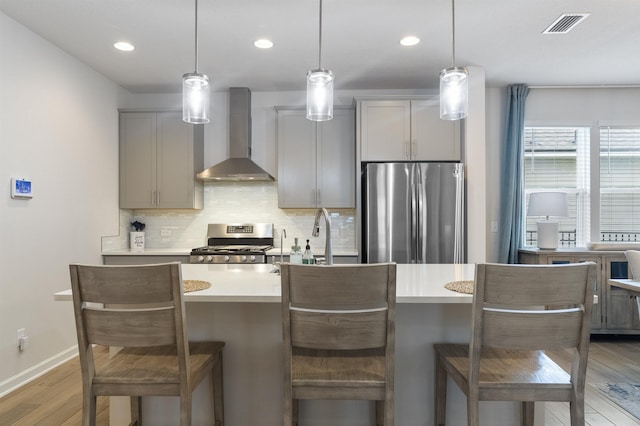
[183,279,211,292]
[129,220,146,252]
[445,280,474,294]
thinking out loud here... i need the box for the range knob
[205,255,213,263]
[197,256,205,263]
[249,255,256,262]
[224,255,230,263]
[241,255,248,262]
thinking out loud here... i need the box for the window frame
[522,120,640,247]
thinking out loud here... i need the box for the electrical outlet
[161,229,171,237]
[18,336,29,351]
[491,221,498,233]
[17,328,28,352]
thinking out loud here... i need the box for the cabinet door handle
[412,139,417,159]
[157,191,160,206]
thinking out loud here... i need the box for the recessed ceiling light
[254,39,274,49]
[114,41,135,52]
[400,36,420,47]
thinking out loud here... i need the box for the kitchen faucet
[312,208,333,265]
[280,228,287,265]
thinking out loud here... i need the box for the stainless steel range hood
[197,87,275,181]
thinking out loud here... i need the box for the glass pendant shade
[439,66,469,120]
[182,72,210,124]
[306,69,334,121]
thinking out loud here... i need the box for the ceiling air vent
[543,13,590,34]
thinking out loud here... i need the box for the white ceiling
[1,0,639,94]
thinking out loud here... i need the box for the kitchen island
[55,263,530,426]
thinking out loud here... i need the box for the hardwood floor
[546,336,640,426]
[0,345,110,426]
[0,338,638,425]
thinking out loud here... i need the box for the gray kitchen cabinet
[519,248,640,334]
[604,257,640,330]
[357,98,460,162]
[119,111,204,209]
[277,107,355,208]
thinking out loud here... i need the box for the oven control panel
[226,225,253,234]
[190,254,267,264]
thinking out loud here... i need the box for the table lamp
[527,192,568,249]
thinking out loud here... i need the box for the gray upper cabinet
[277,107,355,208]
[119,111,204,209]
[358,99,460,162]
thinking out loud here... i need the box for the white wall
[0,12,128,394]
[485,87,507,262]
[465,67,487,263]
[526,88,640,123]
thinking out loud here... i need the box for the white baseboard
[0,345,78,398]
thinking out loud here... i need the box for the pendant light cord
[194,0,199,72]
[451,0,456,67]
[318,0,323,69]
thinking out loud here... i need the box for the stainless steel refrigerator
[362,162,465,264]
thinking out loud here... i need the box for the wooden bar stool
[434,262,597,426]
[281,263,396,426]
[69,262,225,426]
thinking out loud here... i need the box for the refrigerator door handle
[453,163,465,264]
[414,164,424,263]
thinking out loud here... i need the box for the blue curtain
[498,84,529,264]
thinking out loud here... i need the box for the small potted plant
[130,220,146,252]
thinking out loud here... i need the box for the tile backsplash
[102,181,356,253]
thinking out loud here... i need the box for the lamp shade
[440,66,469,120]
[527,192,569,218]
[306,69,334,121]
[182,72,210,124]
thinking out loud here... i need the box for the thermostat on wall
[11,178,33,199]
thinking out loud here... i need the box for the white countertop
[55,263,475,304]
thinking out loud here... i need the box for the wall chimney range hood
[197,87,275,181]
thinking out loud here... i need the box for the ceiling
[1,0,639,94]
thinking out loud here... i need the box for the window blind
[523,127,590,247]
[600,127,640,240]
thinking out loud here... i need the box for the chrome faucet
[312,208,333,265]
[280,228,287,265]
[270,228,287,275]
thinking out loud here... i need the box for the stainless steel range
[190,223,274,264]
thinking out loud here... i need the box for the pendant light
[183,0,210,124]
[306,0,333,121]
[439,0,468,120]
